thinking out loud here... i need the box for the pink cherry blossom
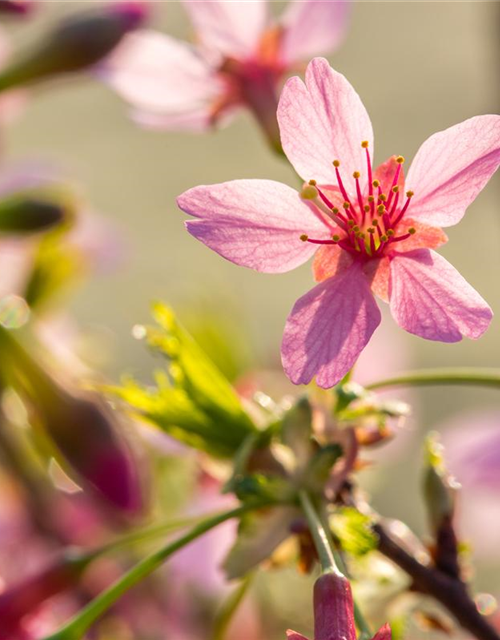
[287,571,391,640]
[178,58,499,389]
[101,0,350,143]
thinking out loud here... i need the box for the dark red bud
[0,0,32,16]
[313,572,357,640]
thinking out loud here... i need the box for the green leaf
[109,305,257,459]
[331,507,377,557]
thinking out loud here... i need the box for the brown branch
[374,523,500,640]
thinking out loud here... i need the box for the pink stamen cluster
[301,142,416,258]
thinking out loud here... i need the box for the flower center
[300,142,416,259]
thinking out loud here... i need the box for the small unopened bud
[0,326,143,513]
[0,192,69,234]
[0,0,32,15]
[0,2,147,91]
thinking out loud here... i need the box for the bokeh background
[2,0,500,630]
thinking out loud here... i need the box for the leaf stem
[366,368,500,391]
[41,502,268,640]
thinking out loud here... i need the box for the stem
[41,503,268,640]
[299,492,372,638]
[299,491,341,575]
[374,523,500,640]
[318,508,371,640]
[211,573,255,640]
[366,368,500,391]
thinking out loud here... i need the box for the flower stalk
[41,502,271,640]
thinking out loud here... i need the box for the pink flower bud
[0,2,148,91]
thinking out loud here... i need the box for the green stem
[299,492,372,639]
[298,491,341,576]
[41,503,267,640]
[211,573,255,640]
[318,508,372,640]
[367,368,500,392]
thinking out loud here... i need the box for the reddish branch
[373,523,500,640]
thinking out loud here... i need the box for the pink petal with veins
[282,262,381,388]
[389,248,492,341]
[179,180,330,273]
[406,115,500,227]
[278,58,373,187]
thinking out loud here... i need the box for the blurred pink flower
[178,58,499,389]
[441,413,500,559]
[102,0,350,139]
[288,571,391,640]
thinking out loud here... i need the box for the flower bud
[0,326,144,514]
[0,550,90,637]
[0,192,69,235]
[0,0,32,16]
[0,2,147,91]
[313,572,357,640]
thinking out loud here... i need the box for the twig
[374,524,500,640]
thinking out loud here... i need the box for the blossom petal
[394,218,448,251]
[178,180,330,273]
[282,262,381,388]
[280,0,351,64]
[389,249,492,342]
[182,0,268,58]
[364,257,390,303]
[312,244,353,282]
[372,623,392,640]
[278,58,374,186]
[406,115,500,227]
[373,156,405,195]
[102,30,222,119]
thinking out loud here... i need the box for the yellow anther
[406,190,414,198]
[353,171,361,179]
[372,180,380,188]
[300,234,309,242]
[368,195,375,203]
[408,227,416,235]
[367,227,375,234]
[348,219,355,227]
[392,185,399,193]
[372,219,379,226]
[377,204,385,214]
[381,234,388,242]
[396,155,405,164]
[332,234,340,242]
[379,194,387,202]
[309,179,317,186]
[333,160,340,168]
[332,207,339,214]
[387,229,395,237]
[343,202,351,210]
[301,185,318,200]
[364,205,370,212]
[353,225,360,232]
[359,232,366,239]
[361,141,369,148]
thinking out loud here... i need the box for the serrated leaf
[331,507,377,557]
[108,305,257,458]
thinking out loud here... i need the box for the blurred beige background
[3,0,500,587]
